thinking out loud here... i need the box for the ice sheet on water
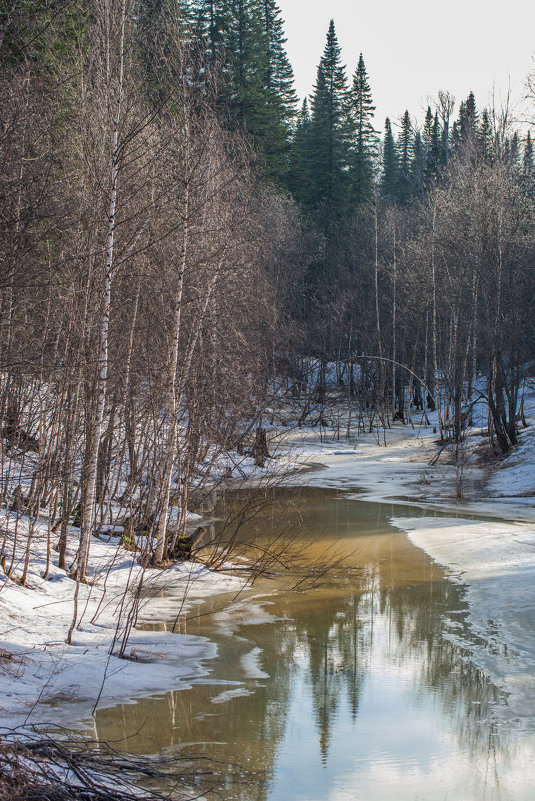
[390,514,535,729]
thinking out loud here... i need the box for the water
[90,489,535,800]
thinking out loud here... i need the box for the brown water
[91,489,535,800]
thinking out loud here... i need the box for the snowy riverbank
[0,523,244,729]
[1,402,534,733]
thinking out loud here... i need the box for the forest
[1,0,534,579]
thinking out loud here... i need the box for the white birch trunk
[76,0,126,582]
[153,172,190,565]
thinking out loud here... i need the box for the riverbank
[0,521,244,729]
[1,398,534,732]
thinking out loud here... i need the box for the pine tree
[349,52,378,205]
[308,20,353,216]
[524,131,534,175]
[509,131,520,168]
[288,99,314,206]
[381,117,398,201]
[478,109,494,163]
[424,111,442,185]
[256,0,298,183]
[397,110,413,204]
[411,131,425,195]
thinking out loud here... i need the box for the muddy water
[92,489,535,800]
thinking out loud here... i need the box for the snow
[211,687,254,704]
[0,514,244,729]
[240,646,270,680]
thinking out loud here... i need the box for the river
[89,487,535,801]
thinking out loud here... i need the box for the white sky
[278,0,535,134]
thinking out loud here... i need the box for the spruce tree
[465,91,478,126]
[349,52,378,205]
[225,0,268,127]
[397,110,413,204]
[192,0,296,184]
[524,131,534,175]
[256,0,298,183]
[451,119,462,154]
[411,131,425,195]
[137,0,192,103]
[192,0,231,68]
[478,109,494,163]
[258,0,296,112]
[308,20,353,217]
[523,131,535,196]
[455,91,478,158]
[424,112,442,185]
[422,106,434,153]
[288,99,314,206]
[381,117,399,201]
[509,132,520,168]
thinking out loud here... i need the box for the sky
[278,0,535,135]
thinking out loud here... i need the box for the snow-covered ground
[0,519,244,729]
[1,390,534,737]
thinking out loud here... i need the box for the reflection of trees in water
[375,568,508,758]
[284,590,370,763]
[93,490,516,799]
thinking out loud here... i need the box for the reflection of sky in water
[92,491,535,801]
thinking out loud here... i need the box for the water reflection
[92,490,534,801]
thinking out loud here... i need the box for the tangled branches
[0,728,221,801]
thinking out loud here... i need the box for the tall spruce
[381,117,399,201]
[425,112,442,184]
[411,131,425,195]
[308,20,353,217]
[455,91,478,158]
[138,0,192,103]
[349,52,378,205]
[288,98,314,205]
[192,0,230,64]
[422,107,434,151]
[397,110,413,204]
[193,0,296,184]
[256,0,297,183]
[524,131,534,175]
[478,109,494,163]
[509,132,520,169]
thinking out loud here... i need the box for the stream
[88,488,535,800]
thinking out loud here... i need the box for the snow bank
[390,515,535,728]
[0,510,244,729]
